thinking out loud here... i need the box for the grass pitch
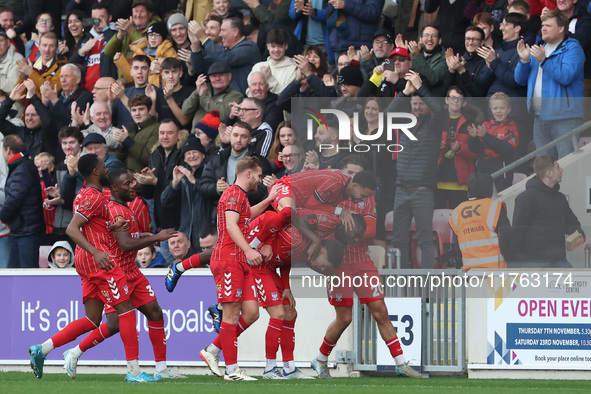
[1,372,590,394]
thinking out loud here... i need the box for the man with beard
[406,25,446,97]
[360,29,395,80]
[28,155,158,382]
[387,71,445,269]
[198,122,272,208]
[60,168,181,380]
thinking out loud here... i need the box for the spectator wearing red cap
[195,110,221,158]
[361,46,414,97]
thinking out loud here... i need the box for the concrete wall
[498,143,591,267]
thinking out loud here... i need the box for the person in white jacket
[0,28,23,94]
[248,28,296,95]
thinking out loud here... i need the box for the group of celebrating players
[27,153,421,382]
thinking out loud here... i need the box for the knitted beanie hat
[196,110,221,139]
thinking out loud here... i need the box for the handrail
[491,119,591,195]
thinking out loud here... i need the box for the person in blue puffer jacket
[514,10,585,159]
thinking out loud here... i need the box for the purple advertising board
[0,270,219,363]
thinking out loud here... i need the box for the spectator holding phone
[361,46,413,97]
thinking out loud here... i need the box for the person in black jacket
[135,119,183,263]
[0,135,44,268]
[512,155,585,268]
[387,71,446,269]
[443,26,495,98]
[425,0,472,53]
[160,135,213,255]
[0,80,58,159]
[42,63,93,133]
[198,121,271,211]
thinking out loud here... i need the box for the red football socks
[386,337,403,358]
[118,310,139,361]
[79,322,112,352]
[182,253,201,271]
[236,316,249,337]
[281,320,296,361]
[319,336,337,357]
[213,316,249,350]
[265,318,283,359]
[148,320,166,362]
[51,316,97,348]
[219,322,238,365]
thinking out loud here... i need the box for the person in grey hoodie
[47,240,75,269]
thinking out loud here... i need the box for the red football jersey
[286,169,351,210]
[248,211,292,270]
[128,195,152,233]
[339,196,377,266]
[73,187,114,275]
[108,200,142,280]
[213,185,251,263]
[291,211,341,263]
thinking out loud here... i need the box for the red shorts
[272,181,291,212]
[250,266,288,308]
[80,266,130,306]
[104,273,157,313]
[210,259,258,303]
[327,259,384,307]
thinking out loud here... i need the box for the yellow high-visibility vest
[449,198,507,270]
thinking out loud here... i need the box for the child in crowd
[467,92,519,192]
[114,22,178,87]
[436,86,480,209]
[47,241,74,269]
[136,245,167,268]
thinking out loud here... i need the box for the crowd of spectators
[0,0,587,268]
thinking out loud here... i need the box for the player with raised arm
[310,157,422,379]
[28,155,158,382]
[61,168,185,380]
[200,156,278,381]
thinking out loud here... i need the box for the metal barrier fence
[352,250,466,375]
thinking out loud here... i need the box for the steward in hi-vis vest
[449,172,510,270]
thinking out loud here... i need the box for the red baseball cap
[388,47,410,59]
